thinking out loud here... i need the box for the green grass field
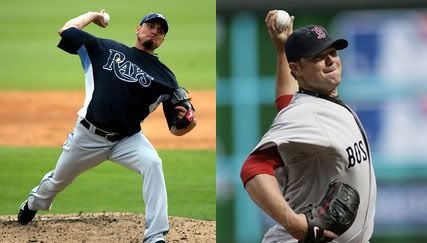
[0,147,215,220]
[0,0,215,90]
[0,0,216,222]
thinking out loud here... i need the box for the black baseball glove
[300,181,360,243]
[170,87,195,129]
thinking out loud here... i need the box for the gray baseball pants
[26,118,168,242]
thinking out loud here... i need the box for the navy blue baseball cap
[140,13,169,34]
[285,25,348,62]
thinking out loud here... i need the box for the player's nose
[325,55,335,66]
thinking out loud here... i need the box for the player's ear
[136,25,141,33]
[289,62,300,76]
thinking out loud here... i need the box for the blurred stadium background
[217,1,427,242]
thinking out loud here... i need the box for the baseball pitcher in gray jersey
[240,10,376,243]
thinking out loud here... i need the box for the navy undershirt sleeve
[162,99,175,129]
[57,27,97,54]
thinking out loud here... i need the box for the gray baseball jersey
[254,93,376,243]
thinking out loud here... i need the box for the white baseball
[275,10,290,32]
[103,12,110,24]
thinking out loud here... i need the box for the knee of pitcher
[139,154,163,173]
[148,155,162,168]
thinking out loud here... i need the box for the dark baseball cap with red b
[140,13,169,34]
[285,25,348,62]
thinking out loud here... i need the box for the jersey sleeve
[240,146,284,187]
[252,98,331,155]
[161,75,181,129]
[275,95,293,112]
[162,98,175,129]
[57,27,97,54]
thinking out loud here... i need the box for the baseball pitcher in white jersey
[240,10,376,243]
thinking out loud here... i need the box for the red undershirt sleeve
[240,146,284,187]
[275,95,293,112]
[240,95,292,187]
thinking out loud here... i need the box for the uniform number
[346,140,367,168]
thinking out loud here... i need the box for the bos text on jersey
[346,140,368,168]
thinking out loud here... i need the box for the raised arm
[58,10,108,35]
[264,10,298,99]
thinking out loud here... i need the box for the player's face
[136,22,166,51]
[294,48,342,94]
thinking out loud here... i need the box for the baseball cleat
[17,200,37,225]
[143,236,166,243]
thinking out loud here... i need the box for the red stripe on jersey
[240,146,284,186]
[275,95,294,112]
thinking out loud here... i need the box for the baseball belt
[80,119,125,142]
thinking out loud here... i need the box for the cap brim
[303,38,348,58]
[144,17,168,33]
[330,39,348,50]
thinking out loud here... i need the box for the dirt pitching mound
[0,212,215,243]
[0,91,215,149]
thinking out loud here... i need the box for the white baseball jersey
[254,93,377,243]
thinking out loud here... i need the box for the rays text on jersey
[103,49,154,87]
